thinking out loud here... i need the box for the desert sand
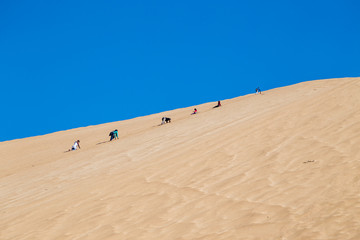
[1,77,360,240]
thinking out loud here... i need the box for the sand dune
[1,77,360,240]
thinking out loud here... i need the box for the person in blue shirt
[255,87,262,94]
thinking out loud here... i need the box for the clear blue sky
[1,0,359,141]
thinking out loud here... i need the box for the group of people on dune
[67,129,118,151]
[161,100,222,125]
[69,88,262,151]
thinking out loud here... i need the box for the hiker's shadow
[153,123,171,127]
[96,141,109,145]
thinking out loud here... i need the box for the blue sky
[1,0,359,141]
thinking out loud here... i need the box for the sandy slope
[1,77,360,240]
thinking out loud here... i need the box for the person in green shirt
[113,129,119,139]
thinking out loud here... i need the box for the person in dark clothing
[161,117,171,125]
[213,101,221,108]
[109,131,115,141]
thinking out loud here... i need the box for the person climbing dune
[255,87,262,94]
[109,131,115,141]
[213,101,221,108]
[113,129,119,140]
[68,140,80,151]
[161,117,171,125]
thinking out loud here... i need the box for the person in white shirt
[71,140,80,151]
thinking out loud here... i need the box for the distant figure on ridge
[161,117,171,125]
[191,108,198,115]
[255,87,262,94]
[69,140,80,151]
[213,101,221,108]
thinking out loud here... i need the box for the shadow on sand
[96,141,110,145]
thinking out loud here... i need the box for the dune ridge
[1,77,360,240]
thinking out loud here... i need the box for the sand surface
[1,78,360,240]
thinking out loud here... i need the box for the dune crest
[1,78,360,240]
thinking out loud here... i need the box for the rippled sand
[1,78,360,240]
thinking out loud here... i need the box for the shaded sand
[2,77,360,239]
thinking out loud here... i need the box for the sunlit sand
[1,77,360,239]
